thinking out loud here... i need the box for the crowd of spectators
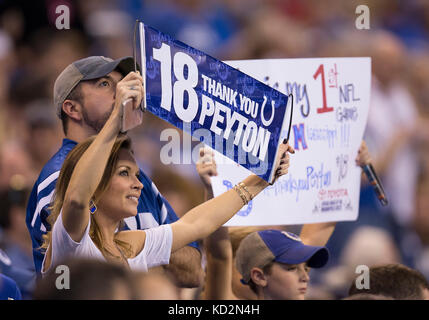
[1,0,429,300]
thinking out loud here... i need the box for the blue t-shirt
[0,274,22,300]
[26,138,198,274]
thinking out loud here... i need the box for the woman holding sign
[40,72,294,275]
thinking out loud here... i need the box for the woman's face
[97,148,143,220]
[264,262,310,300]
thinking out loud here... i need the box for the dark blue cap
[259,230,329,268]
[236,229,330,283]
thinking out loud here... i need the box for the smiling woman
[39,68,294,277]
[41,135,140,268]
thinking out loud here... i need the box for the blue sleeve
[25,176,56,274]
[25,184,45,274]
[0,274,22,300]
[137,170,179,225]
[161,196,200,251]
[157,192,179,224]
[14,283,22,300]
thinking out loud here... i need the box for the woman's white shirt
[42,211,172,275]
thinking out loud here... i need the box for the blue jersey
[26,138,198,274]
[0,274,22,300]
[0,246,35,299]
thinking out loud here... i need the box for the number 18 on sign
[139,22,292,182]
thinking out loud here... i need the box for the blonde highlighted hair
[41,134,133,259]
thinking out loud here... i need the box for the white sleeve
[140,224,172,269]
[44,211,91,274]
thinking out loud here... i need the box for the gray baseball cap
[53,56,138,118]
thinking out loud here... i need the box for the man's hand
[356,140,372,167]
[196,147,217,190]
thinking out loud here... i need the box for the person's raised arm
[170,142,295,253]
[197,148,217,201]
[162,148,219,288]
[62,72,143,242]
[356,140,372,168]
[197,148,235,299]
[300,222,336,247]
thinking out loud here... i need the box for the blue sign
[141,23,290,182]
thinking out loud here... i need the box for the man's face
[79,71,123,133]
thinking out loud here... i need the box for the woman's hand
[196,147,218,190]
[270,140,295,184]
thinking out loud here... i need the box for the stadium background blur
[1,0,429,299]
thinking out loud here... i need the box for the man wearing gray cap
[25,56,203,287]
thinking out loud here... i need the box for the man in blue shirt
[0,273,22,300]
[25,56,203,287]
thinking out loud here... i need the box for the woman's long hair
[41,134,133,260]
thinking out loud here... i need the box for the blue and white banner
[140,23,290,182]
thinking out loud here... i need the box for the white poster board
[211,58,371,226]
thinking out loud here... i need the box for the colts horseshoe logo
[260,96,275,127]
